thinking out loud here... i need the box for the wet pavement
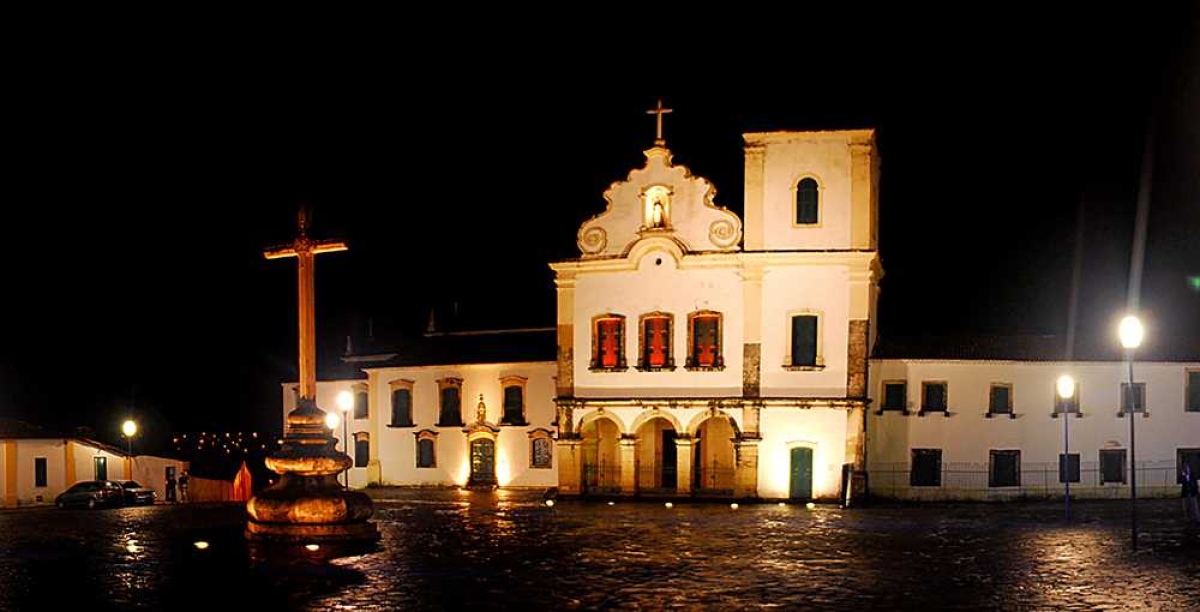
[1,490,1198,610]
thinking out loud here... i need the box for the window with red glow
[691,314,721,367]
[594,317,624,368]
[642,316,671,368]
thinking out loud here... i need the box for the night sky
[2,9,1196,454]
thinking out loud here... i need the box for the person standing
[1181,464,1200,524]
[179,471,190,503]
[166,474,177,503]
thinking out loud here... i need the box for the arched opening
[693,417,736,495]
[635,417,678,493]
[580,416,621,494]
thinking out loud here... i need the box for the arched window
[795,177,819,225]
[591,314,627,370]
[353,432,370,468]
[500,376,528,425]
[687,311,724,369]
[437,378,464,426]
[638,312,674,370]
[415,430,438,468]
[390,380,414,427]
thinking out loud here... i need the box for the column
[4,441,16,507]
[742,262,764,398]
[619,435,638,496]
[556,439,582,496]
[64,440,76,487]
[743,145,766,250]
[555,275,576,398]
[675,436,694,496]
[734,438,760,498]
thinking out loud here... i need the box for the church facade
[286,123,1199,501]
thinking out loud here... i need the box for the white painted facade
[272,124,1196,504]
[288,360,559,490]
[868,360,1200,500]
[0,437,159,507]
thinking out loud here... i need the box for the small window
[640,314,673,369]
[688,312,723,369]
[1187,371,1200,412]
[1100,449,1127,484]
[532,437,553,469]
[790,315,818,367]
[910,449,942,487]
[1059,453,1080,483]
[353,389,369,420]
[795,177,819,225]
[1120,382,1146,415]
[989,450,1020,487]
[1055,383,1080,415]
[391,387,413,427]
[438,379,463,426]
[417,438,436,468]
[503,385,525,425]
[921,382,948,413]
[94,456,108,481]
[34,457,48,488]
[989,384,1013,415]
[882,382,907,411]
[354,433,370,468]
[592,315,626,369]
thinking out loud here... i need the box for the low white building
[0,420,185,507]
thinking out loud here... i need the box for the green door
[789,447,813,501]
[94,456,108,480]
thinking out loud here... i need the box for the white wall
[760,139,853,249]
[758,407,849,499]
[16,439,65,504]
[572,251,744,397]
[131,455,189,500]
[867,360,1200,499]
[296,362,559,489]
[759,264,852,397]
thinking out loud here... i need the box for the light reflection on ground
[0,490,1197,610]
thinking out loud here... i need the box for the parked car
[55,480,125,509]
[118,481,156,506]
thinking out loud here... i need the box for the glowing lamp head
[1118,315,1144,350]
[1056,375,1076,400]
[325,411,340,430]
[122,420,137,438]
[545,499,555,507]
[337,390,354,413]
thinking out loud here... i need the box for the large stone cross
[263,206,347,402]
[646,99,673,146]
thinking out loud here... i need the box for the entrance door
[94,456,108,480]
[789,447,813,501]
[468,439,497,487]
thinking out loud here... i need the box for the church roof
[346,327,557,369]
[873,334,1200,362]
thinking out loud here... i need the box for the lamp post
[1118,314,1144,551]
[1056,375,1076,520]
[337,390,354,488]
[122,420,138,457]
[324,410,341,486]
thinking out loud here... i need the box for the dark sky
[2,8,1197,453]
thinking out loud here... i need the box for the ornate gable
[577,144,742,258]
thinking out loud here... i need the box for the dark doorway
[468,438,497,488]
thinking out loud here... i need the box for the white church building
[287,123,1200,502]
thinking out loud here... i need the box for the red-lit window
[593,316,625,369]
[642,315,671,368]
[690,313,722,368]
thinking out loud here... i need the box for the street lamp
[1056,375,1076,520]
[1118,314,1144,551]
[122,420,138,456]
[337,390,354,487]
